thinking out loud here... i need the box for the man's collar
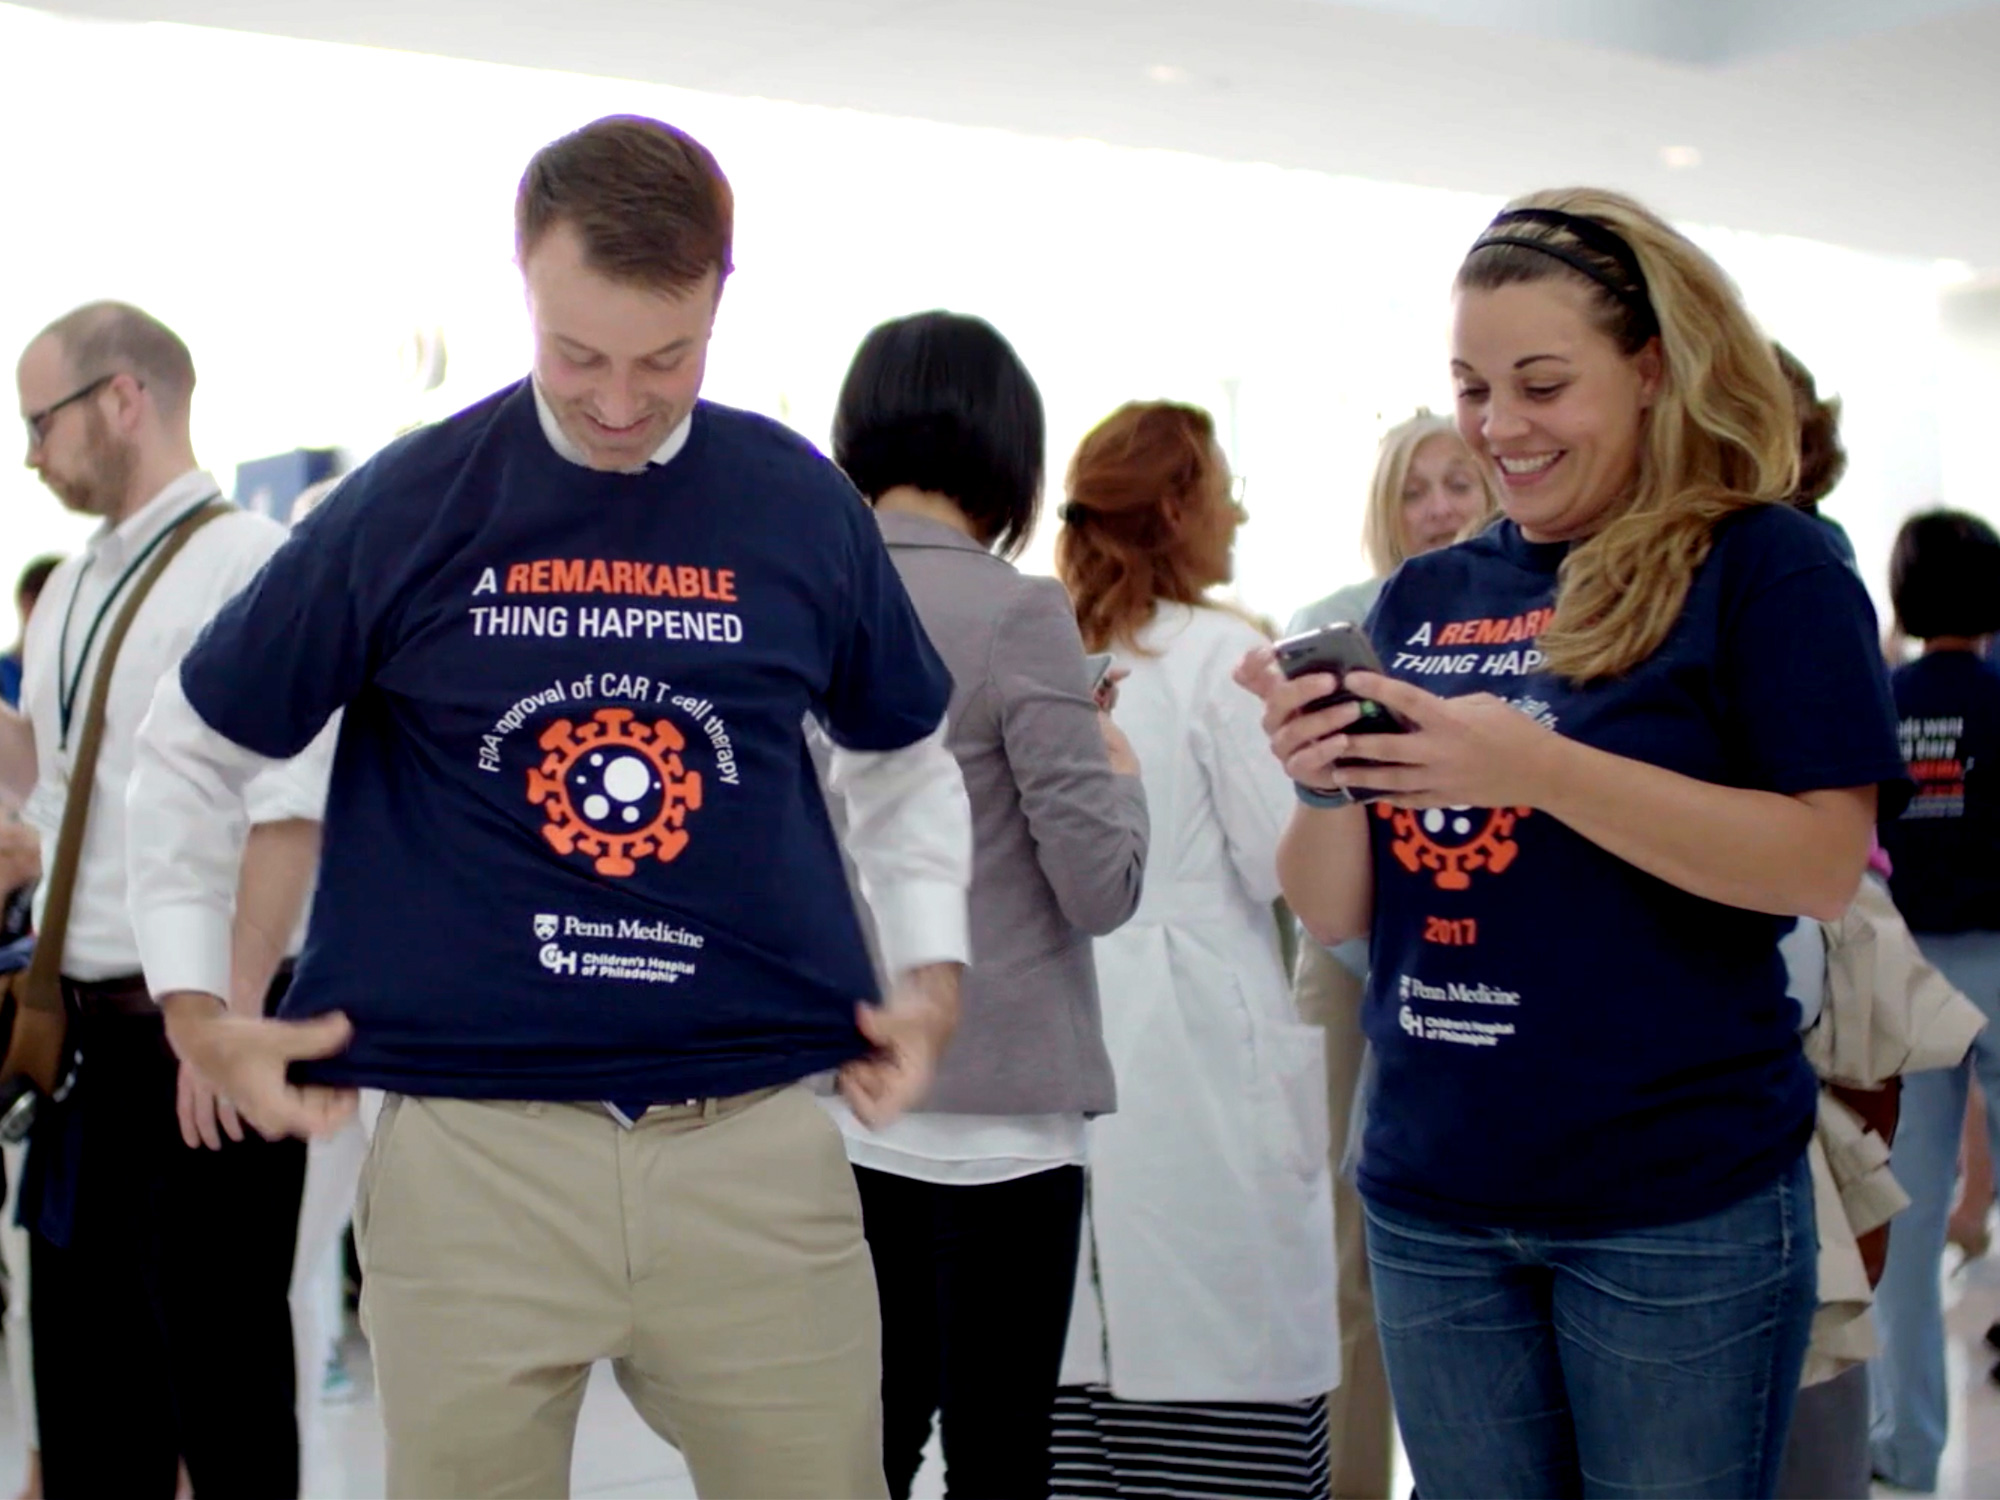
[531,379,692,472]
[94,469,218,563]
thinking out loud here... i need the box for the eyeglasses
[23,374,116,447]
[1228,474,1249,511]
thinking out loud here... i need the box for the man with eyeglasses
[1,301,330,1499]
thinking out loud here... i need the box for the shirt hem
[1358,1119,1815,1236]
[295,1042,864,1103]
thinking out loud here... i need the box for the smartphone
[1272,623,1410,799]
[1083,652,1116,697]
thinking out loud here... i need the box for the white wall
[0,2,1962,634]
[1939,279,2000,550]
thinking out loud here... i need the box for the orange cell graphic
[1376,803,1531,891]
[527,707,705,876]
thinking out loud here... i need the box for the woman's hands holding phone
[1334,672,1567,809]
[1234,648,1368,795]
[1235,649,1568,810]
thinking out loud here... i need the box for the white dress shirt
[530,379,692,471]
[19,470,333,981]
[129,392,969,1007]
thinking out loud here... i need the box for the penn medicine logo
[528,707,705,876]
[534,913,559,941]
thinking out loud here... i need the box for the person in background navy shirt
[1868,510,2000,1494]
[0,555,61,711]
[122,116,972,1500]
[0,557,57,948]
[1238,190,1907,1500]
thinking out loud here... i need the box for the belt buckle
[0,1075,36,1146]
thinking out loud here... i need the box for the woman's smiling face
[1450,277,1661,544]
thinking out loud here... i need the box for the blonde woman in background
[1285,410,1500,1499]
[1291,410,1501,637]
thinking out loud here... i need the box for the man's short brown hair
[515,115,734,293]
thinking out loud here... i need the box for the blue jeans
[1868,930,2000,1491]
[1365,1153,1817,1499]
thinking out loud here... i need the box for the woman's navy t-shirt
[178,382,951,1103]
[1882,649,2000,934]
[1358,503,1908,1231]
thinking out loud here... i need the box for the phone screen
[1084,653,1116,694]
[1272,625,1409,733]
[1272,624,1410,803]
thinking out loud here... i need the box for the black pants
[857,1162,1086,1500]
[26,999,306,1499]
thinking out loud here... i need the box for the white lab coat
[1060,603,1341,1403]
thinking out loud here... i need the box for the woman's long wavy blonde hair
[1458,189,1798,682]
[1362,410,1504,578]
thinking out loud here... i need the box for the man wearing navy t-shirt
[123,116,970,1499]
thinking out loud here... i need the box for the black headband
[1470,207,1660,340]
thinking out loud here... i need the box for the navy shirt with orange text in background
[177,381,951,1103]
[1882,648,2000,934]
[1358,504,1908,1232]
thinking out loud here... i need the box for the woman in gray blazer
[827,311,1150,1500]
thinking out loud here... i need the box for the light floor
[3,1260,2000,1498]
[0,1322,948,1500]
[1881,1245,2000,1497]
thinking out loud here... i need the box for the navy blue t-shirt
[1882,650,2000,934]
[180,382,951,1101]
[1358,504,1908,1231]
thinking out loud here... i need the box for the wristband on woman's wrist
[1294,782,1352,810]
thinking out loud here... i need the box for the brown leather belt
[58,962,299,1023]
[59,974,156,1019]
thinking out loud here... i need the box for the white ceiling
[1321,0,1994,63]
[27,0,2000,269]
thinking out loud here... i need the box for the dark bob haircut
[1890,509,2000,641]
[832,312,1045,561]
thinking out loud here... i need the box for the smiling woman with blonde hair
[1238,188,1910,1498]
[1295,409,1503,636]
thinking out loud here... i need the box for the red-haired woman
[1049,402,1339,1499]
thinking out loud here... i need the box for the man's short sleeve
[180,476,382,759]
[816,493,952,753]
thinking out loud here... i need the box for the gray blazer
[877,511,1147,1116]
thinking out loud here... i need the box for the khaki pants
[354,1083,886,1500]
[1293,940,1395,1500]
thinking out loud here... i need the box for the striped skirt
[1049,1384,1331,1499]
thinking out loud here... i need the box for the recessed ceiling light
[1147,64,1187,84]
[1660,145,1702,170]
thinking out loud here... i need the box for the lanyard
[55,494,220,751]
